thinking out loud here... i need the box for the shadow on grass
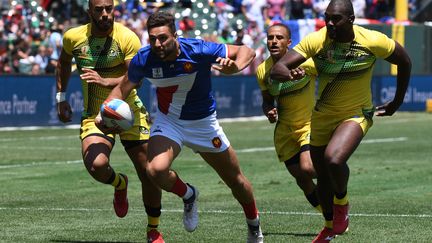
[51,240,139,243]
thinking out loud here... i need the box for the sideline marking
[0,207,430,219]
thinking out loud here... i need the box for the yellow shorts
[80,102,151,142]
[274,121,311,162]
[310,110,373,147]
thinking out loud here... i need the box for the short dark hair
[268,23,291,39]
[147,11,176,34]
[329,0,354,16]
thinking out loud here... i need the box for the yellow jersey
[294,25,395,114]
[62,22,141,118]
[256,57,317,125]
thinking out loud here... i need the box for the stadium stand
[0,0,423,75]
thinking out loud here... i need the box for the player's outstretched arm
[81,60,133,88]
[270,49,307,81]
[376,42,412,116]
[106,74,137,101]
[212,44,256,74]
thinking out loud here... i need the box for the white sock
[246,216,260,227]
[182,184,194,200]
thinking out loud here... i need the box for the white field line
[236,137,407,153]
[0,207,430,219]
[0,135,76,142]
[0,137,407,169]
[0,160,82,169]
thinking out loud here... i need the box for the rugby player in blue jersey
[99,11,264,243]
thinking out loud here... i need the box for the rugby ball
[100,98,134,131]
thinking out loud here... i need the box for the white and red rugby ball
[100,98,134,131]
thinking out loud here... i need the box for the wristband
[56,92,66,103]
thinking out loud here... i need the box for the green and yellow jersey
[62,22,141,118]
[256,57,317,125]
[294,25,395,115]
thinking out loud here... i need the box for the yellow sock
[111,173,127,190]
[147,215,160,232]
[315,205,323,213]
[334,193,349,206]
[325,220,333,229]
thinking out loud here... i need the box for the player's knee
[85,157,109,173]
[324,153,345,167]
[145,163,168,183]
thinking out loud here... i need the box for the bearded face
[88,0,114,32]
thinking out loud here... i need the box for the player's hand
[95,112,124,134]
[266,108,278,123]
[57,101,72,123]
[81,68,111,87]
[262,103,277,123]
[375,100,401,116]
[212,57,239,74]
[288,67,306,80]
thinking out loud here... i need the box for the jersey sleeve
[367,30,396,59]
[201,40,227,62]
[62,29,74,55]
[128,52,146,84]
[256,62,268,91]
[301,58,318,76]
[120,27,141,61]
[293,29,324,59]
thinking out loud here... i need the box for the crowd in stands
[0,0,419,75]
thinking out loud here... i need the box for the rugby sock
[169,176,188,198]
[107,172,127,190]
[305,189,321,212]
[241,201,259,221]
[334,191,349,205]
[145,205,161,232]
[323,212,333,229]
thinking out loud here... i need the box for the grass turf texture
[1,112,431,242]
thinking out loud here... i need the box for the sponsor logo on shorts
[212,137,222,148]
[139,126,149,134]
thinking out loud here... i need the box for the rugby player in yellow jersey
[55,0,164,242]
[271,0,411,242]
[256,23,322,213]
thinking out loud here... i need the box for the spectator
[214,0,233,33]
[312,0,330,19]
[34,45,50,73]
[242,0,267,32]
[265,0,287,21]
[290,0,306,19]
[48,23,63,61]
[352,0,366,18]
[217,27,233,44]
[178,8,196,37]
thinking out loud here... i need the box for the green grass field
[1,112,431,242]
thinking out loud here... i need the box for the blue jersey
[128,38,228,120]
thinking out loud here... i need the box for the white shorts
[150,111,230,153]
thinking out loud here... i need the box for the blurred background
[0,0,432,127]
